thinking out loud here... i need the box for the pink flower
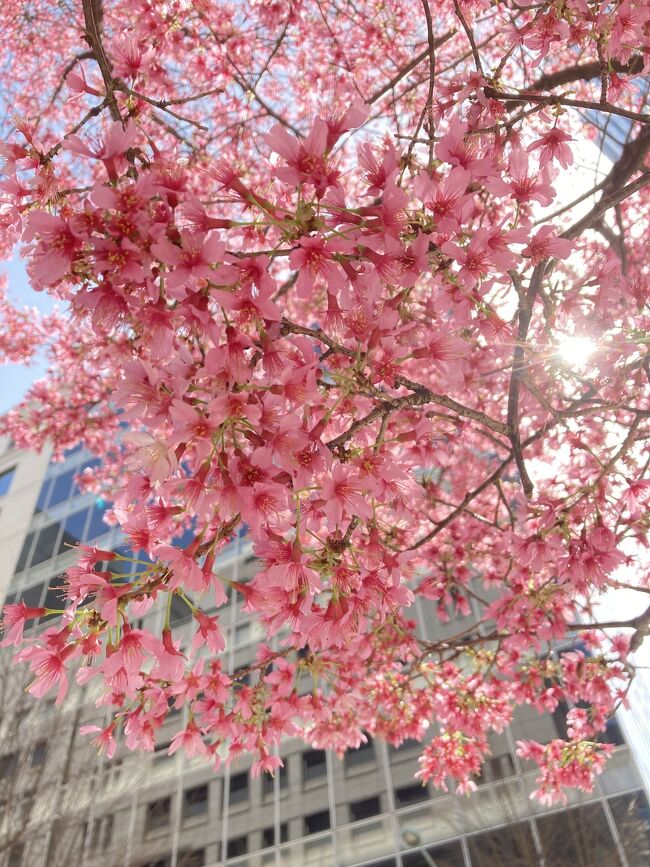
[168,722,208,757]
[265,119,339,196]
[264,658,296,698]
[65,120,137,180]
[320,465,373,526]
[522,226,571,264]
[1,602,46,646]
[79,723,117,758]
[528,128,573,169]
[151,231,225,297]
[507,149,555,206]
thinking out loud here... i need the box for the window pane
[86,503,109,541]
[34,478,52,514]
[467,822,538,867]
[15,531,35,573]
[0,466,16,496]
[350,796,380,821]
[183,785,208,819]
[227,836,247,858]
[402,841,464,867]
[344,738,374,769]
[395,784,429,808]
[146,797,171,833]
[304,810,330,835]
[31,523,61,567]
[48,470,76,507]
[229,772,248,804]
[58,509,89,554]
[303,750,327,782]
[537,803,622,867]
[609,791,650,867]
[42,575,66,621]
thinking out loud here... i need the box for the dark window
[344,737,374,769]
[232,664,251,686]
[7,843,24,867]
[31,741,47,767]
[170,594,191,626]
[608,791,650,867]
[183,784,208,819]
[178,851,205,867]
[110,545,133,576]
[350,796,381,821]
[227,836,247,858]
[41,574,66,621]
[600,716,625,747]
[468,822,538,867]
[229,771,248,804]
[58,509,88,555]
[153,742,171,764]
[395,783,429,807]
[48,470,76,507]
[402,841,465,867]
[302,749,327,782]
[0,466,16,496]
[102,815,113,850]
[15,530,35,573]
[262,762,287,795]
[537,803,622,867]
[63,444,82,458]
[31,523,61,567]
[262,823,288,848]
[0,752,19,779]
[34,478,52,514]
[146,797,171,833]
[304,810,330,835]
[477,752,515,784]
[86,502,109,540]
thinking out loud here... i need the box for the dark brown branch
[532,55,645,92]
[365,30,456,105]
[484,87,650,125]
[81,0,121,122]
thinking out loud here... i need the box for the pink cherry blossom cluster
[0,0,649,803]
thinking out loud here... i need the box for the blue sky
[0,255,58,414]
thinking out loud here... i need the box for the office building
[1,436,649,867]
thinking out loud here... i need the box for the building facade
[1,437,649,867]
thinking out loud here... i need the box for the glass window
[86,502,109,540]
[350,796,381,821]
[146,797,171,833]
[229,772,248,804]
[0,466,16,496]
[303,749,327,782]
[34,478,52,514]
[402,841,464,867]
[344,737,374,769]
[0,753,19,779]
[48,470,76,507]
[178,851,205,867]
[30,741,47,767]
[31,523,61,567]
[42,575,66,621]
[58,509,89,554]
[395,784,429,808]
[102,815,113,851]
[15,530,35,573]
[7,843,24,867]
[262,762,287,795]
[262,824,288,847]
[467,822,538,867]
[609,791,650,867]
[304,810,330,835]
[537,803,622,867]
[20,582,45,610]
[170,594,191,626]
[183,785,208,819]
[227,836,247,858]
